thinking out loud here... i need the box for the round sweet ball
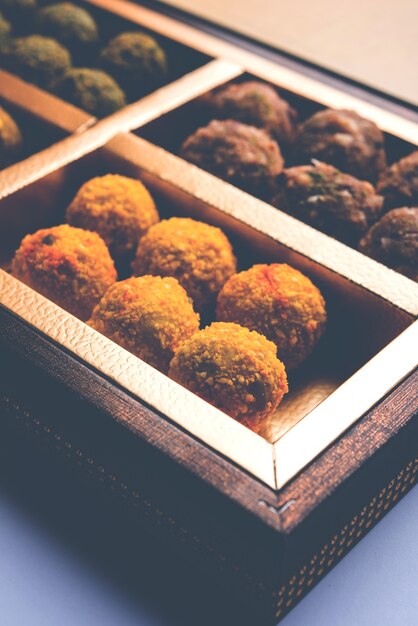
[200,80,297,146]
[377,150,418,211]
[132,217,237,313]
[0,35,71,89]
[294,108,386,182]
[169,322,288,433]
[272,161,383,245]
[217,264,327,369]
[11,224,117,320]
[0,105,23,169]
[54,68,126,118]
[99,31,167,100]
[89,276,200,373]
[180,119,284,199]
[359,207,418,281]
[66,174,159,262]
[0,0,37,21]
[0,11,11,49]
[36,3,99,59]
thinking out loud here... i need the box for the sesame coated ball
[294,109,386,182]
[169,322,288,433]
[66,174,159,262]
[89,276,200,373]
[359,207,418,281]
[132,217,237,313]
[11,224,117,320]
[180,119,284,199]
[216,264,327,369]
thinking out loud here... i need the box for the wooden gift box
[0,1,417,623]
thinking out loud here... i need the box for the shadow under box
[0,134,415,460]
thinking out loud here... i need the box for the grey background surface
[0,443,416,626]
[165,0,418,105]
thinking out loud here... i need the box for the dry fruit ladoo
[36,3,99,59]
[169,322,288,432]
[377,151,418,211]
[359,207,418,281]
[217,263,327,369]
[99,31,167,100]
[11,224,117,320]
[66,174,159,261]
[0,34,72,89]
[132,217,237,313]
[181,119,284,199]
[200,80,297,146]
[273,161,383,245]
[54,68,126,118]
[294,108,386,182]
[89,276,200,373]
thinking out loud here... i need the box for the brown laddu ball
[169,322,288,433]
[216,264,327,369]
[272,161,383,245]
[200,80,297,146]
[180,119,284,199]
[294,108,386,182]
[89,276,200,373]
[359,207,418,281]
[11,224,117,320]
[377,151,418,211]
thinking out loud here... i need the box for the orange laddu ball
[216,263,326,369]
[88,275,200,373]
[169,322,288,433]
[66,174,159,262]
[11,224,117,320]
[132,217,237,313]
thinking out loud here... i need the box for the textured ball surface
[169,322,288,433]
[132,217,237,312]
[0,35,71,89]
[54,68,126,117]
[294,108,386,182]
[89,275,200,373]
[100,32,167,99]
[217,264,327,369]
[11,224,117,320]
[201,80,297,145]
[67,174,159,261]
[181,119,284,199]
[359,207,418,281]
[273,161,383,245]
